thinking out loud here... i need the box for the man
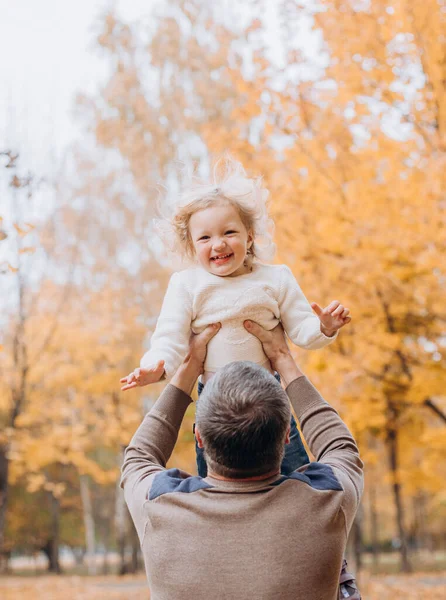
[121,321,364,599]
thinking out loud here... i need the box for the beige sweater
[121,377,363,600]
[141,263,338,379]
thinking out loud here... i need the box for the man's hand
[171,323,221,395]
[244,321,303,387]
[311,301,351,338]
[120,361,165,392]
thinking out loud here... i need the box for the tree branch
[424,398,446,424]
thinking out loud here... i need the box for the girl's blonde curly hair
[154,155,276,263]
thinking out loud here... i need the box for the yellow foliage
[3,0,444,556]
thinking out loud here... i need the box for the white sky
[0,0,107,173]
[0,0,416,185]
[0,0,321,179]
[0,0,179,175]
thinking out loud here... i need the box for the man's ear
[195,427,204,449]
[285,425,291,445]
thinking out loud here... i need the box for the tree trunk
[130,520,140,573]
[369,482,379,569]
[115,447,129,575]
[387,427,412,572]
[0,446,9,573]
[102,521,111,575]
[352,504,364,574]
[414,492,433,557]
[42,538,60,573]
[80,474,97,575]
[43,492,62,573]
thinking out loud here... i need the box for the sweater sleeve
[120,384,192,544]
[286,376,364,534]
[140,272,193,380]
[278,265,338,350]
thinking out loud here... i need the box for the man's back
[144,466,347,599]
[122,377,363,600]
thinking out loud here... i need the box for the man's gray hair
[196,362,291,478]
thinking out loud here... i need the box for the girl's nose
[212,237,226,250]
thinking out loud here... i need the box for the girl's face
[189,202,253,277]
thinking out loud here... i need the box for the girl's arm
[278,265,338,350]
[140,272,193,380]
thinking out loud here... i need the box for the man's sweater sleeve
[140,272,193,380]
[286,376,364,533]
[120,384,192,543]
[278,265,338,350]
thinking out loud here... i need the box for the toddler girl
[120,155,351,473]
[121,156,350,388]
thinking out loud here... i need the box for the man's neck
[207,468,280,482]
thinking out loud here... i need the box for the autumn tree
[284,0,445,573]
[0,151,46,568]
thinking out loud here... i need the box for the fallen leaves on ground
[0,572,445,599]
[361,572,446,600]
[0,574,149,600]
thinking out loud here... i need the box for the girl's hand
[311,301,351,337]
[120,360,165,392]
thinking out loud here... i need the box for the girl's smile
[211,252,233,265]
[189,202,253,277]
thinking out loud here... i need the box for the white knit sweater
[140,262,338,379]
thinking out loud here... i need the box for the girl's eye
[225,230,236,235]
[198,236,210,241]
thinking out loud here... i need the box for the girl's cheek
[197,246,209,262]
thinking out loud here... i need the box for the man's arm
[286,376,363,533]
[119,384,192,543]
[244,320,363,533]
[120,324,220,543]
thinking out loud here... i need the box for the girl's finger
[121,381,138,391]
[311,302,323,316]
[155,360,165,371]
[331,304,344,317]
[342,308,350,318]
[326,300,340,314]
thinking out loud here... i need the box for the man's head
[195,362,291,479]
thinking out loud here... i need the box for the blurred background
[0,0,445,598]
